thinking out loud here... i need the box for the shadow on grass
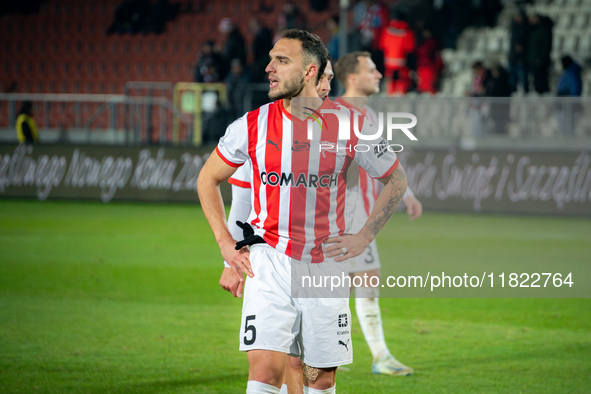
[90,373,247,394]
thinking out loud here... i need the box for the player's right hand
[220,267,245,297]
[220,238,254,279]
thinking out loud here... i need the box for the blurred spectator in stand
[141,0,179,34]
[202,99,229,144]
[326,15,341,60]
[225,59,251,119]
[437,0,468,49]
[416,28,443,94]
[485,63,511,97]
[194,41,222,83]
[557,55,582,96]
[273,2,307,42]
[472,0,502,28]
[107,0,152,34]
[556,55,583,136]
[249,17,274,83]
[280,2,307,30]
[468,61,489,97]
[357,0,389,75]
[16,101,39,144]
[379,9,416,95]
[219,18,247,80]
[467,61,490,135]
[526,13,553,94]
[484,63,511,134]
[508,10,529,94]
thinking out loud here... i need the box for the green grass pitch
[0,199,590,393]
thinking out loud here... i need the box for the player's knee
[287,356,302,371]
[248,351,286,387]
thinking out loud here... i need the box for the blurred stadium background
[0,0,591,146]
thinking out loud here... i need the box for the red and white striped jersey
[216,99,399,263]
[335,97,413,233]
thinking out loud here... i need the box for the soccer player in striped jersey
[198,30,407,394]
[334,51,423,376]
[219,60,336,394]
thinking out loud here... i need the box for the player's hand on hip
[323,233,370,262]
[219,267,245,297]
[405,195,423,221]
[221,240,254,279]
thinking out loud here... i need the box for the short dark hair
[281,29,328,84]
[334,51,371,88]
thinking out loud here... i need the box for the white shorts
[347,239,381,273]
[239,244,353,368]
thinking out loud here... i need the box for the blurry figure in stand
[16,101,39,144]
[556,55,583,136]
[326,15,341,60]
[107,0,152,34]
[526,13,553,94]
[557,55,582,97]
[357,0,389,76]
[468,61,489,97]
[484,63,511,134]
[380,10,416,95]
[416,28,443,94]
[508,10,529,94]
[467,61,490,135]
[249,18,274,83]
[225,59,251,119]
[194,41,222,83]
[141,0,179,34]
[219,18,247,79]
[273,1,307,42]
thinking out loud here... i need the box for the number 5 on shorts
[244,315,256,345]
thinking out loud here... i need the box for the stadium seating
[440,0,591,96]
[0,0,337,96]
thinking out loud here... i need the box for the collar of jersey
[279,97,334,128]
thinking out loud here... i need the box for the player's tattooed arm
[324,165,406,261]
[361,165,407,241]
[302,364,320,382]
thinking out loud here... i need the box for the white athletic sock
[246,380,281,394]
[355,294,389,362]
[303,384,336,393]
[278,384,288,394]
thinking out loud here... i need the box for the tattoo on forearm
[365,166,407,238]
[302,364,320,382]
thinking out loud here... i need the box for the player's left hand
[405,195,423,221]
[323,233,371,262]
[220,267,245,297]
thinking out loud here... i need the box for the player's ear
[305,63,318,83]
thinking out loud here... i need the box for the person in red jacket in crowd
[379,12,416,95]
[416,28,444,94]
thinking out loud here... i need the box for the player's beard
[360,81,380,97]
[269,72,306,100]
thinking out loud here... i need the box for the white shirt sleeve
[216,114,250,167]
[353,116,399,179]
[223,183,252,267]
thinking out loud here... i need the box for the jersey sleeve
[216,114,250,167]
[228,160,252,189]
[353,118,399,179]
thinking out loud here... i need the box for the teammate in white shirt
[198,30,407,394]
[334,51,423,376]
